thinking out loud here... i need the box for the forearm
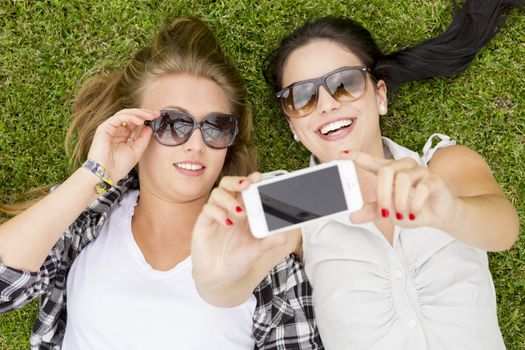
[441,194,519,252]
[0,167,100,271]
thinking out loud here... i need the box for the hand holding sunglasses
[87,108,160,184]
[277,66,371,118]
[144,110,239,149]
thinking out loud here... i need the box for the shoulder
[428,145,501,196]
[428,145,492,175]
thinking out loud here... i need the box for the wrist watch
[82,160,114,195]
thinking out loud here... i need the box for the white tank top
[62,190,256,350]
[302,134,505,350]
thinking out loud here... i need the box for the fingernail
[235,206,243,213]
[341,150,350,154]
[239,179,244,185]
[226,218,233,226]
[409,213,416,221]
[381,208,389,218]
[396,212,404,220]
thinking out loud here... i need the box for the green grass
[1,0,523,349]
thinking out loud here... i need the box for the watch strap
[82,160,114,194]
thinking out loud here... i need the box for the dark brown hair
[264,0,523,94]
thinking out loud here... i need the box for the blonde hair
[2,17,256,218]
[68,17,255,178]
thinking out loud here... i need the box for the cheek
[288,119,309,135]
[211,150,227,171]
[139,143,170,171]
[141,143,158,160]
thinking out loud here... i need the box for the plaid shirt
[0,174,323,350]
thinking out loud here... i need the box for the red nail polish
[409,213,416,221]
[235,206,243,213]
[342,150,350,154]
[381,208,389,218]
[239,179,244,185]
[396,212,404,220]
[226,218,233,226]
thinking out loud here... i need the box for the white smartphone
[242,160,363,238]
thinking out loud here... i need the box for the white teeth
[175,163,203,171]
[320,119,353,135]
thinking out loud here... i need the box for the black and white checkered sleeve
[253,254,324,349]
[0,244,61,313]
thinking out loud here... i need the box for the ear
[286,117,296,134]
[286,117,301,142]
[375,79,388,116]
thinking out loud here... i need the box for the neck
[132,189,208,240]
[366,133,387,159]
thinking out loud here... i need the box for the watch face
[95,181,111,195]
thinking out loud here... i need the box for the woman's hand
[0,108,159,272]
[191,173,289,306]
[341,147,518,251]
[87,108,159,182]
[341,150,457,231]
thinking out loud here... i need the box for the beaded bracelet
[82,160,114,195]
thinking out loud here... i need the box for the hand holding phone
[242,160,363,238]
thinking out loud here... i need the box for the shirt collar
[309,136,422,166]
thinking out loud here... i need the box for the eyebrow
[161,106,232,116]
[162,106,189,113]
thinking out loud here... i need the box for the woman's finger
[219,172,263,194]
[349,202,377,224]
[376,157,419,218]
[128,125,153,153]
[410,180,431,217]
[354,166,378,204]
[393,166,429,217]
[104,113,155,134]
[93,114,155,149]
[246,171,262,184]
[409,174,446,216]
[209,187,246,218]
[340,150,390,173]
[218,176,250,193]
[202,202,236,229]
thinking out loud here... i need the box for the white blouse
[302,135,505,350]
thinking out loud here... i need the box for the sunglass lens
[326,69,366,101]
[154,112,194,146]
[282,82,317,117]
[202,115,237,149]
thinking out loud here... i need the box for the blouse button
[408,319,417,328]
[394,270,403,279]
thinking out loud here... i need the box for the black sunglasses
[144,110,238,149]
[276,66,370,118]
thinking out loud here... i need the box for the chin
[175,190,209,203]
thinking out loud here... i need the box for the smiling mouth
[319,119,354,135]
[174,163,204,171]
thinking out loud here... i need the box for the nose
[316,86,341,115]
[183,128,206,152]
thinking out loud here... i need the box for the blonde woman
[0,18,322,349]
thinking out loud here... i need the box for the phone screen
[258,165,347,231]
